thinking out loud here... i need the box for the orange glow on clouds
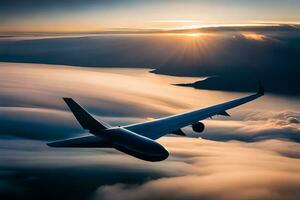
[177,33,208,37]
[241,32,266,41]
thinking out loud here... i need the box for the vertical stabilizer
[63,98,110,131]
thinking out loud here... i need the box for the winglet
[257,81,264,95]
[63,97,110,131]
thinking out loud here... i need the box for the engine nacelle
[192,122,205,133]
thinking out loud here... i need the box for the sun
[179,33,207,37]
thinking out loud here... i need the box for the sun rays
[177,32,208,37]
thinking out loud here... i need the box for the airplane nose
[161,148,169,160]
[155,144,169,161]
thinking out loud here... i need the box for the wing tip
[257,81,264,95]
[62,97,73,102]
[47,142,58,147]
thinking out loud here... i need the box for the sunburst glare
[179,33,207,37]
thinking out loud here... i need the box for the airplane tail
[63,98,110,131]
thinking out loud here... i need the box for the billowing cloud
[0,63,299,200]
[197,111,300,142]
[0,63,298,143]
[0,138,189,199]
[95,173,300,200]
[0,138,300,200]
[92,138,300,200]
[0,107,82,140]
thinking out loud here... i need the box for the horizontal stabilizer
[47,135,111,148]
[63,98,110,131]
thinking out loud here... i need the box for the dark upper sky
[0,0,299,32]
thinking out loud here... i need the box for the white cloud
[93,138,300,200]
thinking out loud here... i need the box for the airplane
[48,83,264,162]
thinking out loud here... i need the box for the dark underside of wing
[47,135,111,148]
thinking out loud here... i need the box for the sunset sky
[0,1,299,200]
[1,0,300,32]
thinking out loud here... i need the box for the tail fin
[63,98,110,131]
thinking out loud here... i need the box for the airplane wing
[124,83,264,140]
[47,135,111,147]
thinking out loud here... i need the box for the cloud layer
[197,111,300,142]
[1,138,300,200]
[1,27,299,94]
[93,138,300,200]
[0,63,299,200]
[0,62,298,142]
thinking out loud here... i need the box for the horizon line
[0,23,299,35]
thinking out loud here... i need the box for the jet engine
[192,122,205,133]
